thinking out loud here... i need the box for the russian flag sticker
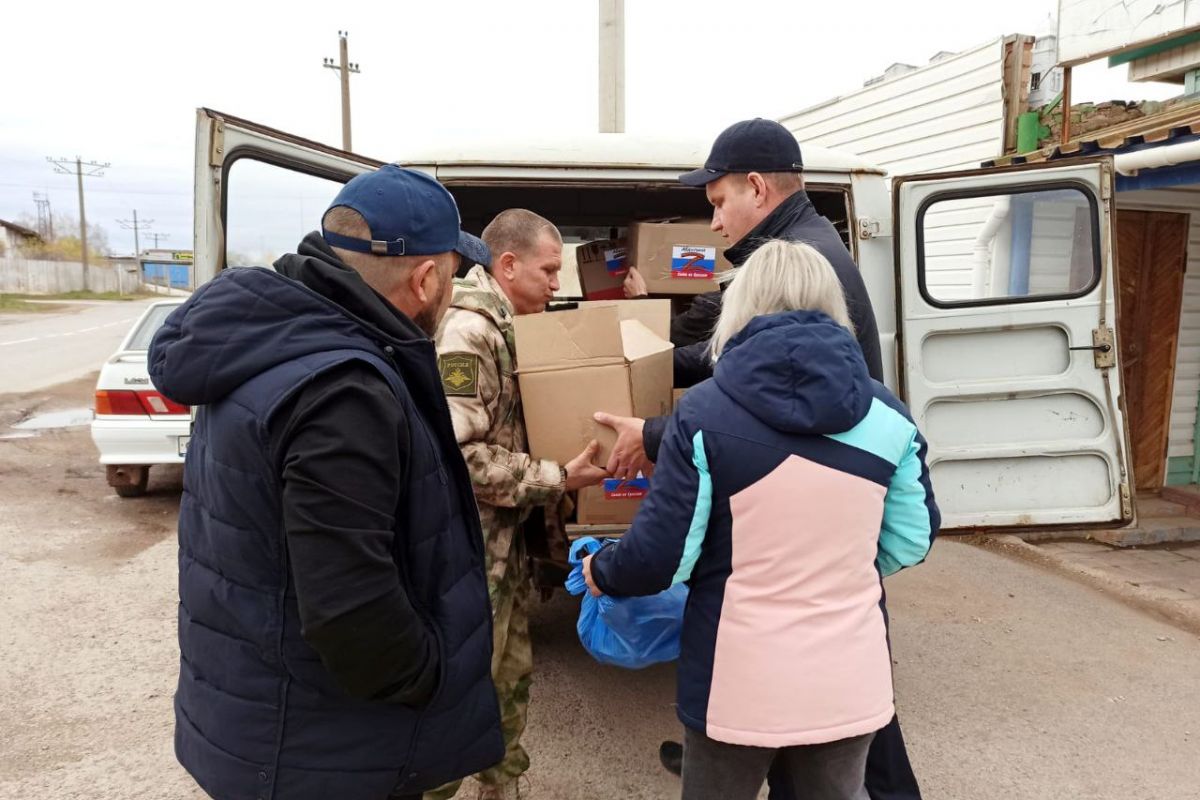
[603,475,650,500]
[604,247,628,276]
[671,245,717,279]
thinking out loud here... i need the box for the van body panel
[194,107,1134,536]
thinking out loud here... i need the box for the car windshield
[125,304,180,351]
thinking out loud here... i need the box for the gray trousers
[681,727,875,800]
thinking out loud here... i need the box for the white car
[90,300,189,497]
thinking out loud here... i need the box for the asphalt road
[522,540,1200,799]
[0,299,162,393]
[2,379,1197,800]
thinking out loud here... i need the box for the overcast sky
[0,0,1182,258]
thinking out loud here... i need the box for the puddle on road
[11,407,93,431]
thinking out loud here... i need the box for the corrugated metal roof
[986,103,1200,167]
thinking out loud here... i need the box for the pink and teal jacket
[590,310,939,747]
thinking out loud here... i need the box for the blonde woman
[583,241,939,800]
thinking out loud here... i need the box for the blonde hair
[709,240,854,362]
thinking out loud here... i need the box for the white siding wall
[779,38,1008,175]
[779,38,1009,300]
[1118,188,1200,461]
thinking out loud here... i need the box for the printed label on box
[670,245,717,279]
[604,247,628,276]
[603,476,650,500]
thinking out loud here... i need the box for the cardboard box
[629,220,733,295]
[576,239,629,300]
[576,299,672,340]
[514,304,673,525]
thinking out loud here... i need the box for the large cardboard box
[576,299,672,340]
[629,220,733,295]
[576,239,629,301]
[514,304,673,525]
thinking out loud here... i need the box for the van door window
[917,185,1098,307]
[225,158,347,267]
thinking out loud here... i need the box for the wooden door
[1117,210,1189,492]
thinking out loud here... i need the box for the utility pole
[116,210,153,258]
[32,192,53,240]
[48,156,109,291]
[323,31,361,150]
[598,0,626,133]
[144,232,170,249]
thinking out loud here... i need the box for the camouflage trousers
[424,561,533,799]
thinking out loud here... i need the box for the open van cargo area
[444,183,852,295]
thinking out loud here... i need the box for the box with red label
[513,303,673,525]
[629,220,733,295]
[576,239,629,300]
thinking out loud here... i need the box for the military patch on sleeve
[438,352,479,397]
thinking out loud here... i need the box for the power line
[0,180,189,197]
[144,232,171,248]
[322,31,361,151]
[116,209,153,257]
[47,156,110,291]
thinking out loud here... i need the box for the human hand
[592,412,650,480]
[582,554,602,597]
[564,440,608,492]
[623,266,648,298]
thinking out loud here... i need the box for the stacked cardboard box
[514,301,673,525]
[576,239,629,301]
[628,220,733,294]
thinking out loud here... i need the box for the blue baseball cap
[322,165,490,267]
[679,118,804,187]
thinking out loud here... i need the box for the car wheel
[107,465,150,498]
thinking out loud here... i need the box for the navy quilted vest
[150,267,502,800]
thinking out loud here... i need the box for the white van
[194,108,1132,537]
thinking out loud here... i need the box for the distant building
[0,219,44,254]
[139,248,193,290]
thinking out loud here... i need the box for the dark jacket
[592,311,938,746]
[646,191,884,459]
[149,233,503,800]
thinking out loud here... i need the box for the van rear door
[893,159,1134,532]
[193,108,382,285]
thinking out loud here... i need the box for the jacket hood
[713,310,872,435]
[149,233,425,406]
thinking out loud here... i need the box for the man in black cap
[150,165,504,800]
[598,120,922,800]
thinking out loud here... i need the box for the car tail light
[95,390,189,416]
[137,391,189,415]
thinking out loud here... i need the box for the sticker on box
[604,247,628,276]
[603,476,650,500]
[671,245,717,279]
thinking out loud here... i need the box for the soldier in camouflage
[428,209,608,800]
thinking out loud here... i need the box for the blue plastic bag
[564,537,688,669]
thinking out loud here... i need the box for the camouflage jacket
[434,266,566,592]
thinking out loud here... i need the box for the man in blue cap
[150,165,504,800]
[600,120,923,800]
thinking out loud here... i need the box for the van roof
[395,133,885,176]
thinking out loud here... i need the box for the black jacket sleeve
[670,291,722,348]
[642,414,669,464]
[673,340,714,390]
[270,361,439,705]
